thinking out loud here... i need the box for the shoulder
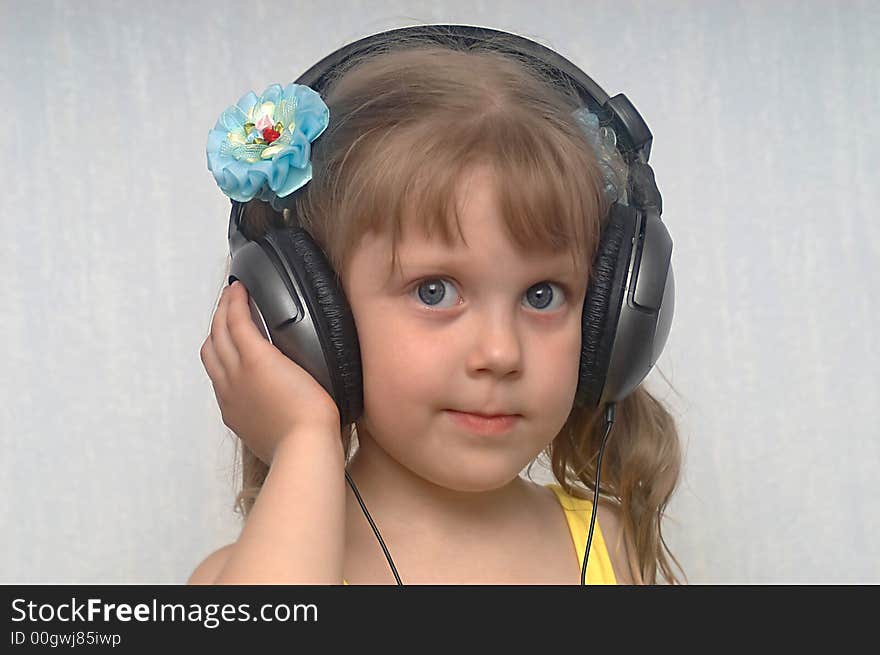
[186,543,236,585]
[540,483,636,585]
[594,500,636,585]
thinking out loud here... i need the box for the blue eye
[412,278,566,312]
[412,278,460,309]
[523,281,565,311]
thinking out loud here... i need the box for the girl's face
[341,164,588,492]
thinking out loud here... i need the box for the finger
[210,284,241,371]
[200,335,227,389]
[226,281,267,359]
[200,337,232,414]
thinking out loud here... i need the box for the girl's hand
[200,281,342,465]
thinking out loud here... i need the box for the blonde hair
[211,35,685,584]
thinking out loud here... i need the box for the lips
[445,409,520,435]
[455,409,520,419]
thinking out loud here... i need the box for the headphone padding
[576,205,635,409]
[264,228,364,426]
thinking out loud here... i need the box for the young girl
[191,32,684,585]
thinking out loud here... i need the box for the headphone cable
[344,468,403,585]
[581,402,617,585]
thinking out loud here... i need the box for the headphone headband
[295,25,653,162]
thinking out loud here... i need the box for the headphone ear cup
[263,228,364,426]
[576,204,636,409]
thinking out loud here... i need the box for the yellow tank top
[342,482,617,585]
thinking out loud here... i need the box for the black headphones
[224,24,675,585]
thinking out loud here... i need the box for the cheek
[532,324,582,413]
[358,313,443,420]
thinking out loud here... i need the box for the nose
[465,306,523,378]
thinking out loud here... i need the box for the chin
[418,458,524,493]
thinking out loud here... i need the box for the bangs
[337,103,608,284]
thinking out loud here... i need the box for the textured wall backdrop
[1,0,877,583]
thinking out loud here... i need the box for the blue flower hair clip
[206,83,329,212]
[572,107,629,207]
